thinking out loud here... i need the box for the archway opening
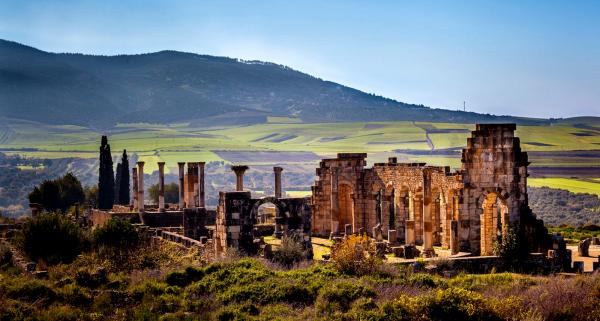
[480,192,509,255]
[337,183,354,232]
[257,202,278,225]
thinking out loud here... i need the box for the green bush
[58,284,92,307]
[91,217,139,257]
[165,266,205,287]
[421,287,501,321]
[75,268,108,289]
[7,280,57,304]
[0,242,12,266]
[493,224,527,271]
[316,281,375,314]
[16,212,88,264]
[271,233,308,268]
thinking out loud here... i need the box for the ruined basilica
[312,124,548,256]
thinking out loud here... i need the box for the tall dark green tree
[98,135,115,209]
[114,162,122,204]
[118,150,130,205]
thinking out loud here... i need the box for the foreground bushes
[331,234,382,276]
[91,217,139,259]
[1,257,600,320]
[16,213,88,264]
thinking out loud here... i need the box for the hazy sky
[1,0,599,118]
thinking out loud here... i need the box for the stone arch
[478,190,509,256]
[249,197,286,225]
[336,182,355,233]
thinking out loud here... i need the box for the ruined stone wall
[311,157,462,253]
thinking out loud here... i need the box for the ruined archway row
[311,124,547,256]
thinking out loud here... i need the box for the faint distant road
[413,121,435,150]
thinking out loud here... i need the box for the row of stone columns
[230,165,284,197]
[131,162,285,211]
[131,161,207,212]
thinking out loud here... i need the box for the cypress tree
[114,162,122,204]
[98,135,115,209]
[118,150,130,205]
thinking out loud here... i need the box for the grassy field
[1,118,599,177]
[528,178,600,196]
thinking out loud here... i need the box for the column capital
[231,165,249,173]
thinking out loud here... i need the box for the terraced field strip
[528,178,600,196]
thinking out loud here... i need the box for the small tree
[17,213,88,265]
[28,173,85,212]
[92,217,139,260]
[493,224,528,271]
[148,182,179,204]
[331,235,382,276]
[84,185,99,208]
[271,233,308,268]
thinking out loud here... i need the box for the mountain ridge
[0,39,558,127]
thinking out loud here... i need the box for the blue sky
[1,0,599,118]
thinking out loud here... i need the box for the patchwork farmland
[0,117,599,196]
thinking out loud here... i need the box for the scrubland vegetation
[2,214,600,321]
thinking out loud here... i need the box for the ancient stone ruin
[311,124,549,256]
[84,123,562,263]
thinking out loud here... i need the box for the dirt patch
[320,136,346,142]
[571,131,598,137]
[269,134,297,143]
[251,133,279,142]
[524,142,555,146]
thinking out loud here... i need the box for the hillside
[1,39,546,128]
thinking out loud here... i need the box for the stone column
[405,220,415,244]
[450,220,459,255]
[137,161,145,212]
[189,162,199,207]
[422,173,434,256]
[274,166,283,198]
[132,168,138,210]
[198,162,206,207]
[157,162,165,212]
[231,165,249,191]
[178,162,185,209]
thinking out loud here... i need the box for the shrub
[0,242,12,266]
[271,233,308,268]
[7,280,57,304]
[165,266,205,287]
[493,224,527,271]
[58,284,92,307]
[316,281,375,314]
[75,268,108,289]
[420,287,501,321]
[16,212,88,264]
[331,234,382,275]
[92,217,139,259]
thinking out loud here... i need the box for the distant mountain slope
[1,39,545,127]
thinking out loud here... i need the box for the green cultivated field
[528,178,600,196]
[1,118,599,186]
